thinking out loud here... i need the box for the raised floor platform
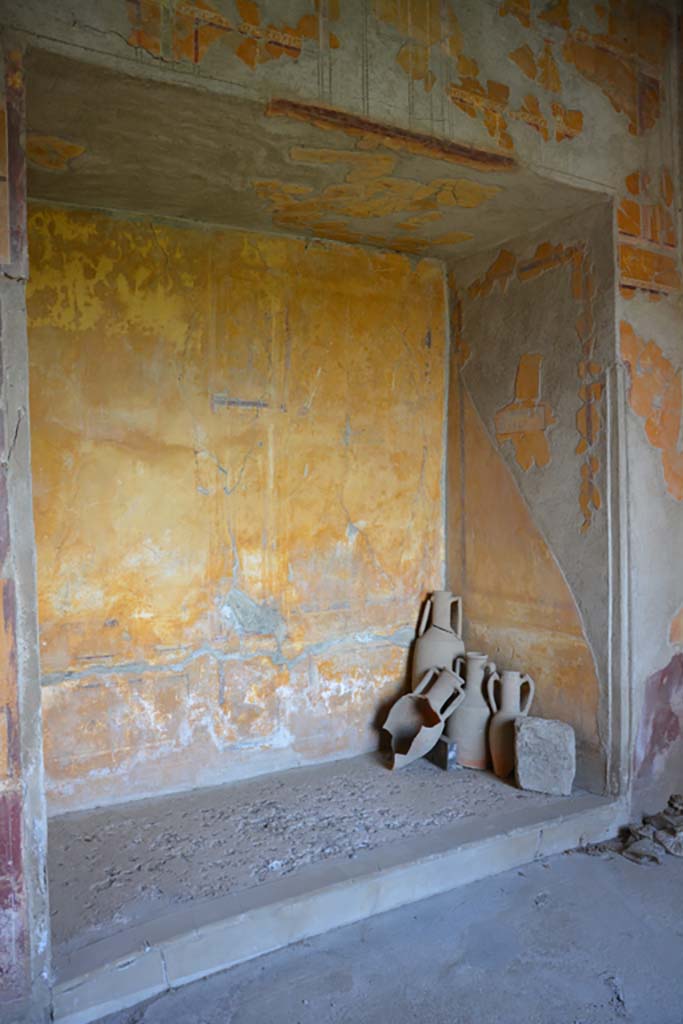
[49,755,627,1024]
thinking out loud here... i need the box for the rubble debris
[590,794,683,865]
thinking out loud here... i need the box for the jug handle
[520,674,535,715]
[486,671,500,714]
[441,684,466,721]
[414,667,437,695]
[453,654,465,677]
[417,598,432,638]
[451,595,463,637]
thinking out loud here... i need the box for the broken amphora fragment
[384,666,466,769]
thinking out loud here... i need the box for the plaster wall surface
[620,292,683,813]
[0,1,681,1020]
[447,204,616,791]
[5,1,680,810]
[0,47,51,1024]
[27,204,447,813]
[1,0,679,205]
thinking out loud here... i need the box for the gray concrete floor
[50,755,563,961]
[99,849,683,1024]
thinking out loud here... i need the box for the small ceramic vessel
[487,669,535,779]
[446,651,496,769]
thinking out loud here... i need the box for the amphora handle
[414,667,437,695]
[486,671,501,714]
[417,598,433,638]
[433,667,466,720]
[442,683,466,720]
[520,674,535,715]
[450,595,463,637]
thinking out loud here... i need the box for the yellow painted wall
[27,205,446,812]
[449,383,599,751]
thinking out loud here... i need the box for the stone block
[514,717,575,796]
[426,736,460,772]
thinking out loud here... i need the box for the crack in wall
[40,626,415,688]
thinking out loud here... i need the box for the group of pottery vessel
[385,590,534,775]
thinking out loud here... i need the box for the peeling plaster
[27,205,446,810]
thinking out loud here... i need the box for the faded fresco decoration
[0,0,679,817]
[27,205,446,810]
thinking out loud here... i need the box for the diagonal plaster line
[458,377,604,717]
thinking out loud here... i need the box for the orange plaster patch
[620,321,683,501]
[451,50,566,150]
[562,35,642,135]
[495,354,556,470]
[551,103,584,141]
[432,230,474,246]
[670,607,683,646]
[448,60,513,152]
[619,243,681,294]
[509,44,537,82]
[26,134,85,172]
[126,0,339,68]
[641,204,662,245]
[625,172,641,196]
[537,41,562,93]
[661,168,674,207]
[617,197,641,237]
[562,2,669,136]
[617,170,678,290]
[254,146,500,244]
[499,0,531,28]
[517,241,569,282]
[659,206,677,248]
[126,0,162,55]
[172,0,229,63]
[510,95,549,140]
[396,43,436,92]
[539,0,571,31]
[467,249,516,299]
[374,0,463,92]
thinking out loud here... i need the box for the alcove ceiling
[26,49,601,260]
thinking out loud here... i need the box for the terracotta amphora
[411,590,465,690]
[486,670,535,779]
[385,666,466,769]
[446,652,496,768]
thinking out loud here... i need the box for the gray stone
[425,736,460,772]
[514,718,576,797]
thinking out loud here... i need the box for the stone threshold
[53,791,627,1024]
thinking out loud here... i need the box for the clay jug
[411,590,465,689]
[486,670,535,779]
[446,652,496,768]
